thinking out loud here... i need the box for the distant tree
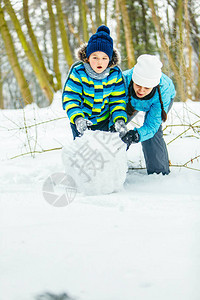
[95,0,102,27]
[148,0,185,101]
[46,0,62,90]
[23,0,53,86]
[0,0,199,108]
[115,0,120,49]
[54,0,73,67]
[0,41,3,109]
[79,0,89,42]
[149,0,199,101]
[3,0,54,102]
[119,0,135,68]
[0,3,33,106]
[104,0,108,25]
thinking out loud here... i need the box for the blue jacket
[123,68,176,142]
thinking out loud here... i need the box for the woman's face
[133,83,153,98]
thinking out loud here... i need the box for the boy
[62,25,127,139]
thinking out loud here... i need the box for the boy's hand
[114,119,128,138]
[75,117,87,135]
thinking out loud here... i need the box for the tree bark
[176,0,187,90]
[46,0,62,90]
[119,0,135,68]
[55,0,73,67]
[148,0,185,101]
[116,0,120,49]
[196,47,200,101]
[0,44,3,109]
[83,1,96,34]
[139,0,149,52]
[0,4,33,106]
[95,0,102,28]
[23,0,52,85]
[64,14,83,44]
[104,0,108,26]
[184,0,193,100]
[3,0,54,103]
[81,0,89,42]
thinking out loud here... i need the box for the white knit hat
[132,54,163,88]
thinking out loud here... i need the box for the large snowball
[62,130,128,195]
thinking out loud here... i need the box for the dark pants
[70,119,109,139]
[141,125,170,175]
[128,99,173,175]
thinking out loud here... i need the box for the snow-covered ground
[1,92,200,300]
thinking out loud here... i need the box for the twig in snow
[9,147,62,160]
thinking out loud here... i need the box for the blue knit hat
[86,25,113,60]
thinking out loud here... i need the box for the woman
[122,54,176,175]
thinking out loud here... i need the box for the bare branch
[9,146,62,160]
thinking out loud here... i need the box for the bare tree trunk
[64,14,83,44]
[95,0,102,27]
[176,0,187,95]
[139,0,149,52]
[84,1,96,34]
[166,5,173,53]
[196,47,200,101]
[104,0,108,26]
[177,0,184,60]
[81,0,89,41]
[0,44,3,109]
[188,2,200,97]
[148,0,185,101]
[184,0,193,100]
[55,0,73,67]
[23,0,52,85]
[0,4,33,106]
[46,0,62,90]
[3,0,54,103]
[116,0,120,49]
[119,0,135,68]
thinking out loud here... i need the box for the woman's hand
[121,130,140,149]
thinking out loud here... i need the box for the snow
[0,92,200,300]
[62,130,128,195]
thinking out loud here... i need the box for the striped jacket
[62,45,127,127]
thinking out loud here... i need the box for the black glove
[121,130,140,150]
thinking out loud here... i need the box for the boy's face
[133,83,153,98]
[88,51,109,73]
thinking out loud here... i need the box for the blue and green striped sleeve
[109,71,127,124]
[62,67,84,124]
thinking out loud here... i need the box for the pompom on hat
[86,25,113,60]
[132,54,163,88]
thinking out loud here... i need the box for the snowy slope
[0,92,200,300]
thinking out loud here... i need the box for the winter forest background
[0,0,199,109]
